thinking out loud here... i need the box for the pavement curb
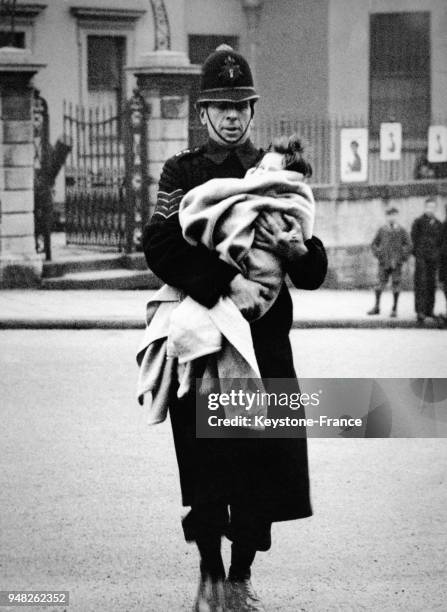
[293,318,446,329]
[1,318,445,330]
[0,319,145,330]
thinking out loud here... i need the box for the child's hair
[271,134,313,178]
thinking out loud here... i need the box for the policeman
[143,45,327,612]
[440,203,447,322]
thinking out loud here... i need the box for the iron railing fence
[63,103,126,248]
[63,91,149,252]
[189,115,447,186]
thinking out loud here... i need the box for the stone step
[42,255,125,278]
[41,268,161,290]
[119,253,148,271]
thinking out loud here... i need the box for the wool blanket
[179,172,303,318]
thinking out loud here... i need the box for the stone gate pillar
[0,48,46,287]
[128,51,200,218]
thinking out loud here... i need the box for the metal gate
[63,90,149,253]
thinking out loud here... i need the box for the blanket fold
[136,285,266,428]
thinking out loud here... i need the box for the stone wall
[130,51,201,220]
[313,181,447,288]
[0,50,45,288]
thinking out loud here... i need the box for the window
[70,7,145,112]
[87,36,126,110]
[0,2,45,50]
[0,31,25,48]
[369,12,430,138]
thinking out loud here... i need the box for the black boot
[193,537,226,612]
[226,544,265,611]
[391,292,399,317]
[368,290,381,315]
[193,574,225,612]
[225,577,266,612]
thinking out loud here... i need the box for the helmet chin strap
[205,105,254,146]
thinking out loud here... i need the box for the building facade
[1,0,446,286]
[2,0,446,156]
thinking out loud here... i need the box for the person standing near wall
[439,202,447,322]
[411,198,442,323]
[367,206,412,318]
[143,45,327,612]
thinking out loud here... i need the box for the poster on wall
[380,122,402,161]
[340,128,368,182]
[427,125,447,163]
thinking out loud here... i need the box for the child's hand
[253,212,308,261]
[279,186,315,240]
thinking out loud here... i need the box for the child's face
[424,200,437,216]
[248,151,284,176]
[387,212,398,225]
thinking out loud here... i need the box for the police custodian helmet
[196,44,259,105]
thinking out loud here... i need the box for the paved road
[290,328,447,377]
[1,329,446,611]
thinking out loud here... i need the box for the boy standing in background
[368,207,412,318]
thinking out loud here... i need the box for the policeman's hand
[253,213,308,262]
[228,273,268,320]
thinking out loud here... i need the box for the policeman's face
[199,101,252,146]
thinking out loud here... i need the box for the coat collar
[203,138,260,170]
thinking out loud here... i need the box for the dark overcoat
[440,221,447,285]
[411,213,442,261]
[371,223,411,268]
[142,138,328,523]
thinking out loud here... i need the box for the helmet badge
[218,56,243,84]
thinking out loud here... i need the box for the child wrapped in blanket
[137,135,314,423]
[179,134,314,320]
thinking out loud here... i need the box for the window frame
[86,34,127,94]
[78,26,133,109]
[368,11,431,140]
[0,30,27,48]
[70,7,146,108]
[0,2,46,52]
